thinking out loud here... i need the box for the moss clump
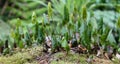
[50,52,87,64]
[0,46,43,64]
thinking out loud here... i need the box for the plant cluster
[0,0,120,60]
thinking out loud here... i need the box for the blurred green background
[0,0,120,42]
[0,0,48,38]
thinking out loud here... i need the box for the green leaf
[98,17,104,34]
[51,36,60,51]
[106,29,116,43]
[3,48,9,55]
[116,17,120,28]
[90,18,98,32]
[19,41,24,48]
[43,14,49,25]
[37,26,45,43]
[25,32,32,46]
[61,37,70,52]
[118,48,120,54]
[61,26,67,35]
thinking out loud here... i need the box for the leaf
[61,37,70,52]
[25,32,32,46]
[106,29,116,43]
[31,0,47,7]
[19,41,24,48]
[43,14,49,25]
[118,48,120,54]
[51,36,61,52]
[98,17,104,34]
[67,21,74,29]
[116,17,120,28]
[3,48,9,55]
[80,22,85,35]
[90,18,98,32]
[61,26,67,35]
[37,26,45,43]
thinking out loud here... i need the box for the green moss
[0,46,119,64]
[112,58,120,64]
[50,52,87,64]
[51,60,73,64]
[0,46,43,64]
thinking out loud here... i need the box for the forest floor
[0,46,119,64]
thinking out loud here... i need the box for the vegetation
[0,0,120,64]
[0,46,117,64]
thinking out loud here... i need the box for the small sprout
[81,5,87,21]
[16,18,21,28]
[48,2,52,18]
[10,30,16,39]
[63,5,69,25]
[32,12,37,24]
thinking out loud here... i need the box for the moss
[51,60,73,64]
[50,52,87,64]
[0,46,43,64]
[112,58,120,64]
[0,46,119,64]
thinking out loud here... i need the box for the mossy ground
[0,46,119,64]
[0,46,43,64]
[50,52,87,64]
